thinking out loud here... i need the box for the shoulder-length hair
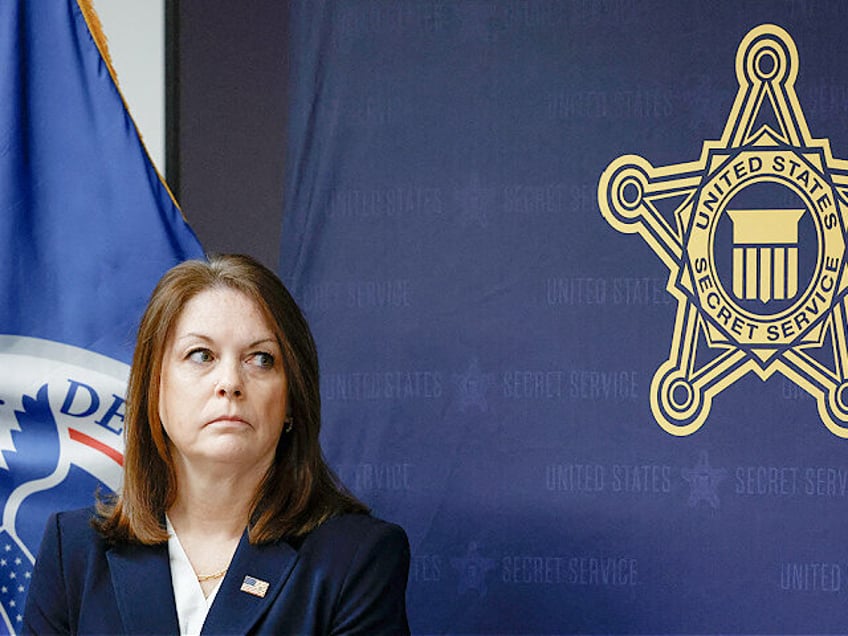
[95,254,367,544]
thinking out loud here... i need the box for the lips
[206,415,250,427]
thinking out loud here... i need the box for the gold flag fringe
[73,0,184,211]
[76,0,119,85]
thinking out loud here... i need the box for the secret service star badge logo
[598,25,848,437]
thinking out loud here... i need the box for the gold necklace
[196,567,228,582]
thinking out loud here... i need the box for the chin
[202,444,274,469]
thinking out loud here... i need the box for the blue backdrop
[279,2,848,633]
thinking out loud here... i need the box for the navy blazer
[23,508,410,635]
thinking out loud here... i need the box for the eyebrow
[175,333,280,349]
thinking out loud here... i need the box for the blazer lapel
[201,532,299,635]
[106,542,181,634]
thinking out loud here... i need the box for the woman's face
[158,287,288,473]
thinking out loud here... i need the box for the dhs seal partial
[0,335,124,632]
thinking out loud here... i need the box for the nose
[216,381,242,398]
[216,362,243,398]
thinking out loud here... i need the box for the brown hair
[95,254,367,544]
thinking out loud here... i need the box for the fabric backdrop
[280,2,848,633]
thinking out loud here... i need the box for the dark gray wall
[170,0,289,270]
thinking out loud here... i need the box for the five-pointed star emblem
[599,25,848,437]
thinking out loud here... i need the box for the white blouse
[166,517,222,636]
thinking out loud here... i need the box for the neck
[167,466,259,598]
[167,458,269,539]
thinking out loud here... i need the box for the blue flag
[0,2,203,631]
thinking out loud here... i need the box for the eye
[249,352,275,369]
[187,348,214,364]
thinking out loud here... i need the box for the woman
[24,254,410,635]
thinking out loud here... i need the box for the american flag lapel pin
[240,575,270,598]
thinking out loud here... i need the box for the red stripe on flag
[69,428,124,466]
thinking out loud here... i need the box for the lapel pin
[240,575,270,598]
